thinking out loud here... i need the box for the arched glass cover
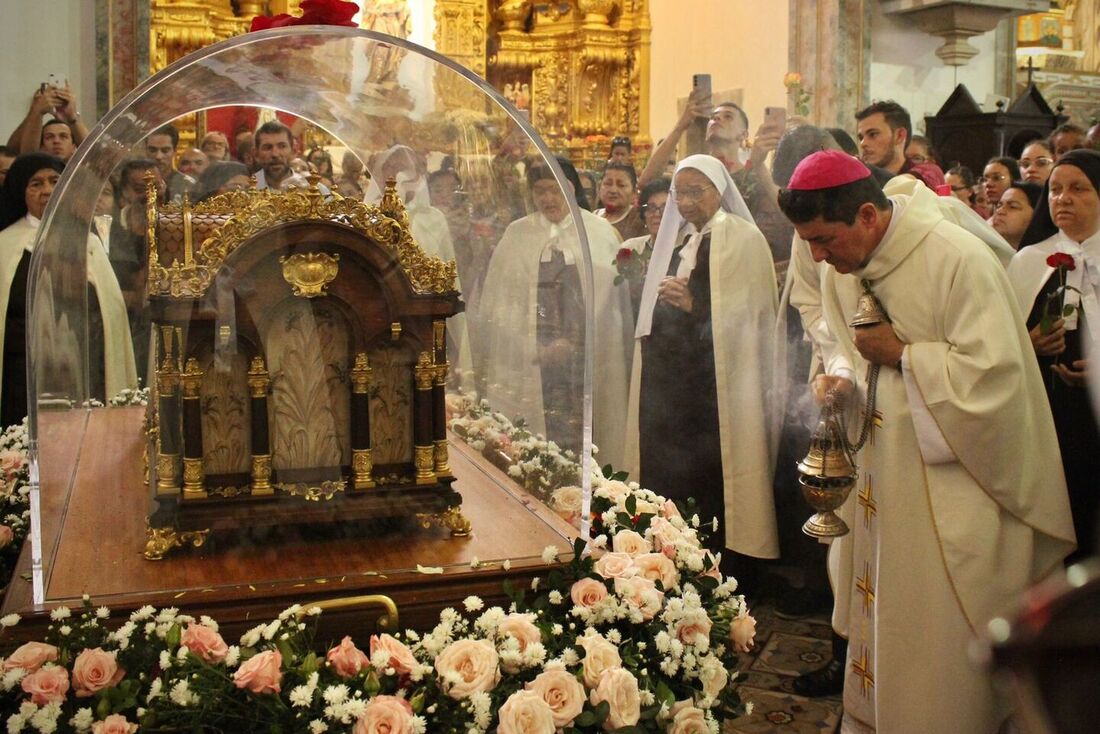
[23,28,612,607]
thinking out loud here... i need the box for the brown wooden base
[1,407,577,644]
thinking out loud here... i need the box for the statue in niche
[363,0,412,86]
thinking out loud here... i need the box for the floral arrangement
[782,72,812,118]
[250,0,359,31]
[446,391,584,513]
[0,473,755,733]
[0,421,30,591]
[107,388,149,409]
[0,390,758,732]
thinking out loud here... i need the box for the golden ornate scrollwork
[350,352,373,394]
[416,505,472,537]
[147,184,457,300]
[433,439,452,478]
[247,356,270,398]
[182,457,207,499]
[415,445,436,486]
[275,480,347,502]
[352,449,376,490]
[180,358,203,399]
[280,252,341,298]
[144,525,210,561]
[414,352,435,391]
[156,453,179,496]
[251,454,273,496]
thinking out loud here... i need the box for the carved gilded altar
[435,0,651,165]
[143,176,465,558]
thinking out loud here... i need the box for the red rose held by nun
[616,248,634,265]
[1046,252,1076,270]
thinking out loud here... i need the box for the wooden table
[2,407,578,641]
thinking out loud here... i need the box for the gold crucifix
[857,477,877,528]
[852,646,875,697]
[855,562,875,616]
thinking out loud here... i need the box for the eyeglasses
[950,185,971,192]
[909,155,929,164]
[671,185,716,202]
[1019,157,1053,169]
[981,173,1008,184]
[641,203,666,217]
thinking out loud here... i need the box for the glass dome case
[17,27,623,616]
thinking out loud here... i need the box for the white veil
[635,154,754,337]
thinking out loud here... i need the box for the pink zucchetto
[787,150,872,190]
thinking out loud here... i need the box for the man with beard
[253,121,308,191]
[145,124,196,202]
[855,100,911,176]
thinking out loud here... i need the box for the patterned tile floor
[724,600,843,733]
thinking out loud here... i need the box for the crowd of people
[0,73,1097,732]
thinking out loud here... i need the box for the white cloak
[478,210,632,468]
[0,217,137,407]
[624,209,780,558]
[798,184,1074,733]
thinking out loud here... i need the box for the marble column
[788,0,872,130]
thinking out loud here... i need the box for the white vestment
[478,210,632,468]
[624,209,780,558]
[0,217,137,406]
[794,185,1075,733]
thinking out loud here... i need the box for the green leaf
[656,680,676,708]
[574,710,597,727]
[164,623,181,649]
[591,700,611,725]
[301,651,318,676]
[573,536,586,558]
[624,494,637,517]
[613,274,625,285]
[611,470,629,481]
[1063,304,1076,317]
[275,638,295,664]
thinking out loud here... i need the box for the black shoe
[792,658,844,697]
[774,588,830,620]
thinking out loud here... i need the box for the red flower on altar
[1046,252,1076,271]
[250,0,359,32]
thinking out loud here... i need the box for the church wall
[866,3,999,140]
[648,0,790,141]
[0,0,98,148]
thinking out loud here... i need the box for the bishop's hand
[853,322,905,368]
[812,375,854,407]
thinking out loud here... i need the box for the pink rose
[3,641,58,672]
[498,613,541,652]
[526,668,585,728]
[497,689,556,734]
[91,715,138,734]
[613,576,664,620]
[730,613,757,653]
[353,694,415,734]
[647,518,684,558]
[0,449,24,477]
[233,649,283,694]
[611,529,649,556]
[369,634,418,676]
[550,486,582,525]
[674,609,712,647]
[593,552,636,580]
[327,636,369,678]
[570,577,609,608]
[0,524,12,549]
[590,668,641,730]
[578,632,621,689]
[598,480,631,502]
[181,623,229,664]
[21,664,69,705]
[434,639,500,699]
[72,647,125,698]
[668,701,709,734]
[633,552,680,590]
[659,499,682,520]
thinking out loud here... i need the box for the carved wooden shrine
[142,177,469,559]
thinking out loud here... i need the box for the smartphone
[692,73,712,115]
[765,106,787,130]
[47,74,61,89]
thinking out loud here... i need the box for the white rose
[496,690,556,734]
[593,552,637,580]
[613,576,664,621]
[633,552,680,590]
[698,657,728,700]
[526,669,585,729]
[611,530,649,556]
[578,632,621,689]
[668,701,709,734]
[590,668,640,729]
[434,639,501,699]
